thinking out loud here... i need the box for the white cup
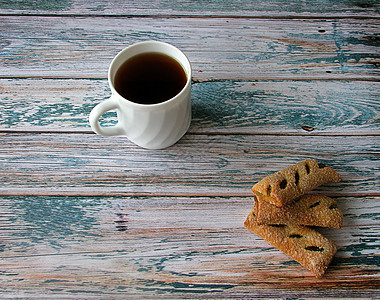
[89,41,192,149]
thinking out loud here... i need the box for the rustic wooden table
[1,1,379,298]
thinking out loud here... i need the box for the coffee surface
[114,52,187,105]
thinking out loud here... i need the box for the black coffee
[114,52,187,105]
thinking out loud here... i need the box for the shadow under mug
[89,41,192,150]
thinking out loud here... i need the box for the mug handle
[89,95,125,136]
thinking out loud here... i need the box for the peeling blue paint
[8,196,102,249]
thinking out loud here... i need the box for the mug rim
[108,40,192,109]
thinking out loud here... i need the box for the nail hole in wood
[114,220,127,224]
[302,125,314,132]
[115,225,128,232]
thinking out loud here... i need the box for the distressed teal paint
[341,241,380,259]
[136,279,235,294]
[8,196,102,249]
[0,0,73,11]
[157,0,380,14]
[1,102,98,127]
[44,279,70,283]
[282,260,301,266]
[0,0,379,14]
[211,249,248,256]
[168,271,199,278]
[1,80,378,132]
[361,213,380,220]
[334,254,380,267]
[90,4,106,12]
[99,111,118,127]
[67,289,103,294]
[192,80,380,132]
[0,270,19,276]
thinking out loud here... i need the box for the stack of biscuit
[244,159,343,277]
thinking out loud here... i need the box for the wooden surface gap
[1,76,379,82]
[1,191,378,198]
[1,130,379,137]
[1,13,380,20]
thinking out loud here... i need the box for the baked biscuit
[251,159,341,207]
[244,207,338,277]
[255,194,343,228]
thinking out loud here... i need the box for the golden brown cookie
[244,207,338,278]
[251,159,341,207]
[255,194,343,228]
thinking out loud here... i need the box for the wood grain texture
[0,133,378,196]
[0,0,379,297]
[0,79,379,134]
[0,195,379,297]
[1,17,379,80]
[0,0,379,17]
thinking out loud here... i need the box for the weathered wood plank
[0,0,379,17]
[0,195,379,297]
[0,79,379,134]
[1,17,379,80]
[0,133,378,196]
[0,0,378,298]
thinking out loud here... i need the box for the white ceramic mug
[89,41,192,149]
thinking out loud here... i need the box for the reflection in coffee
[114,52,187,105]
